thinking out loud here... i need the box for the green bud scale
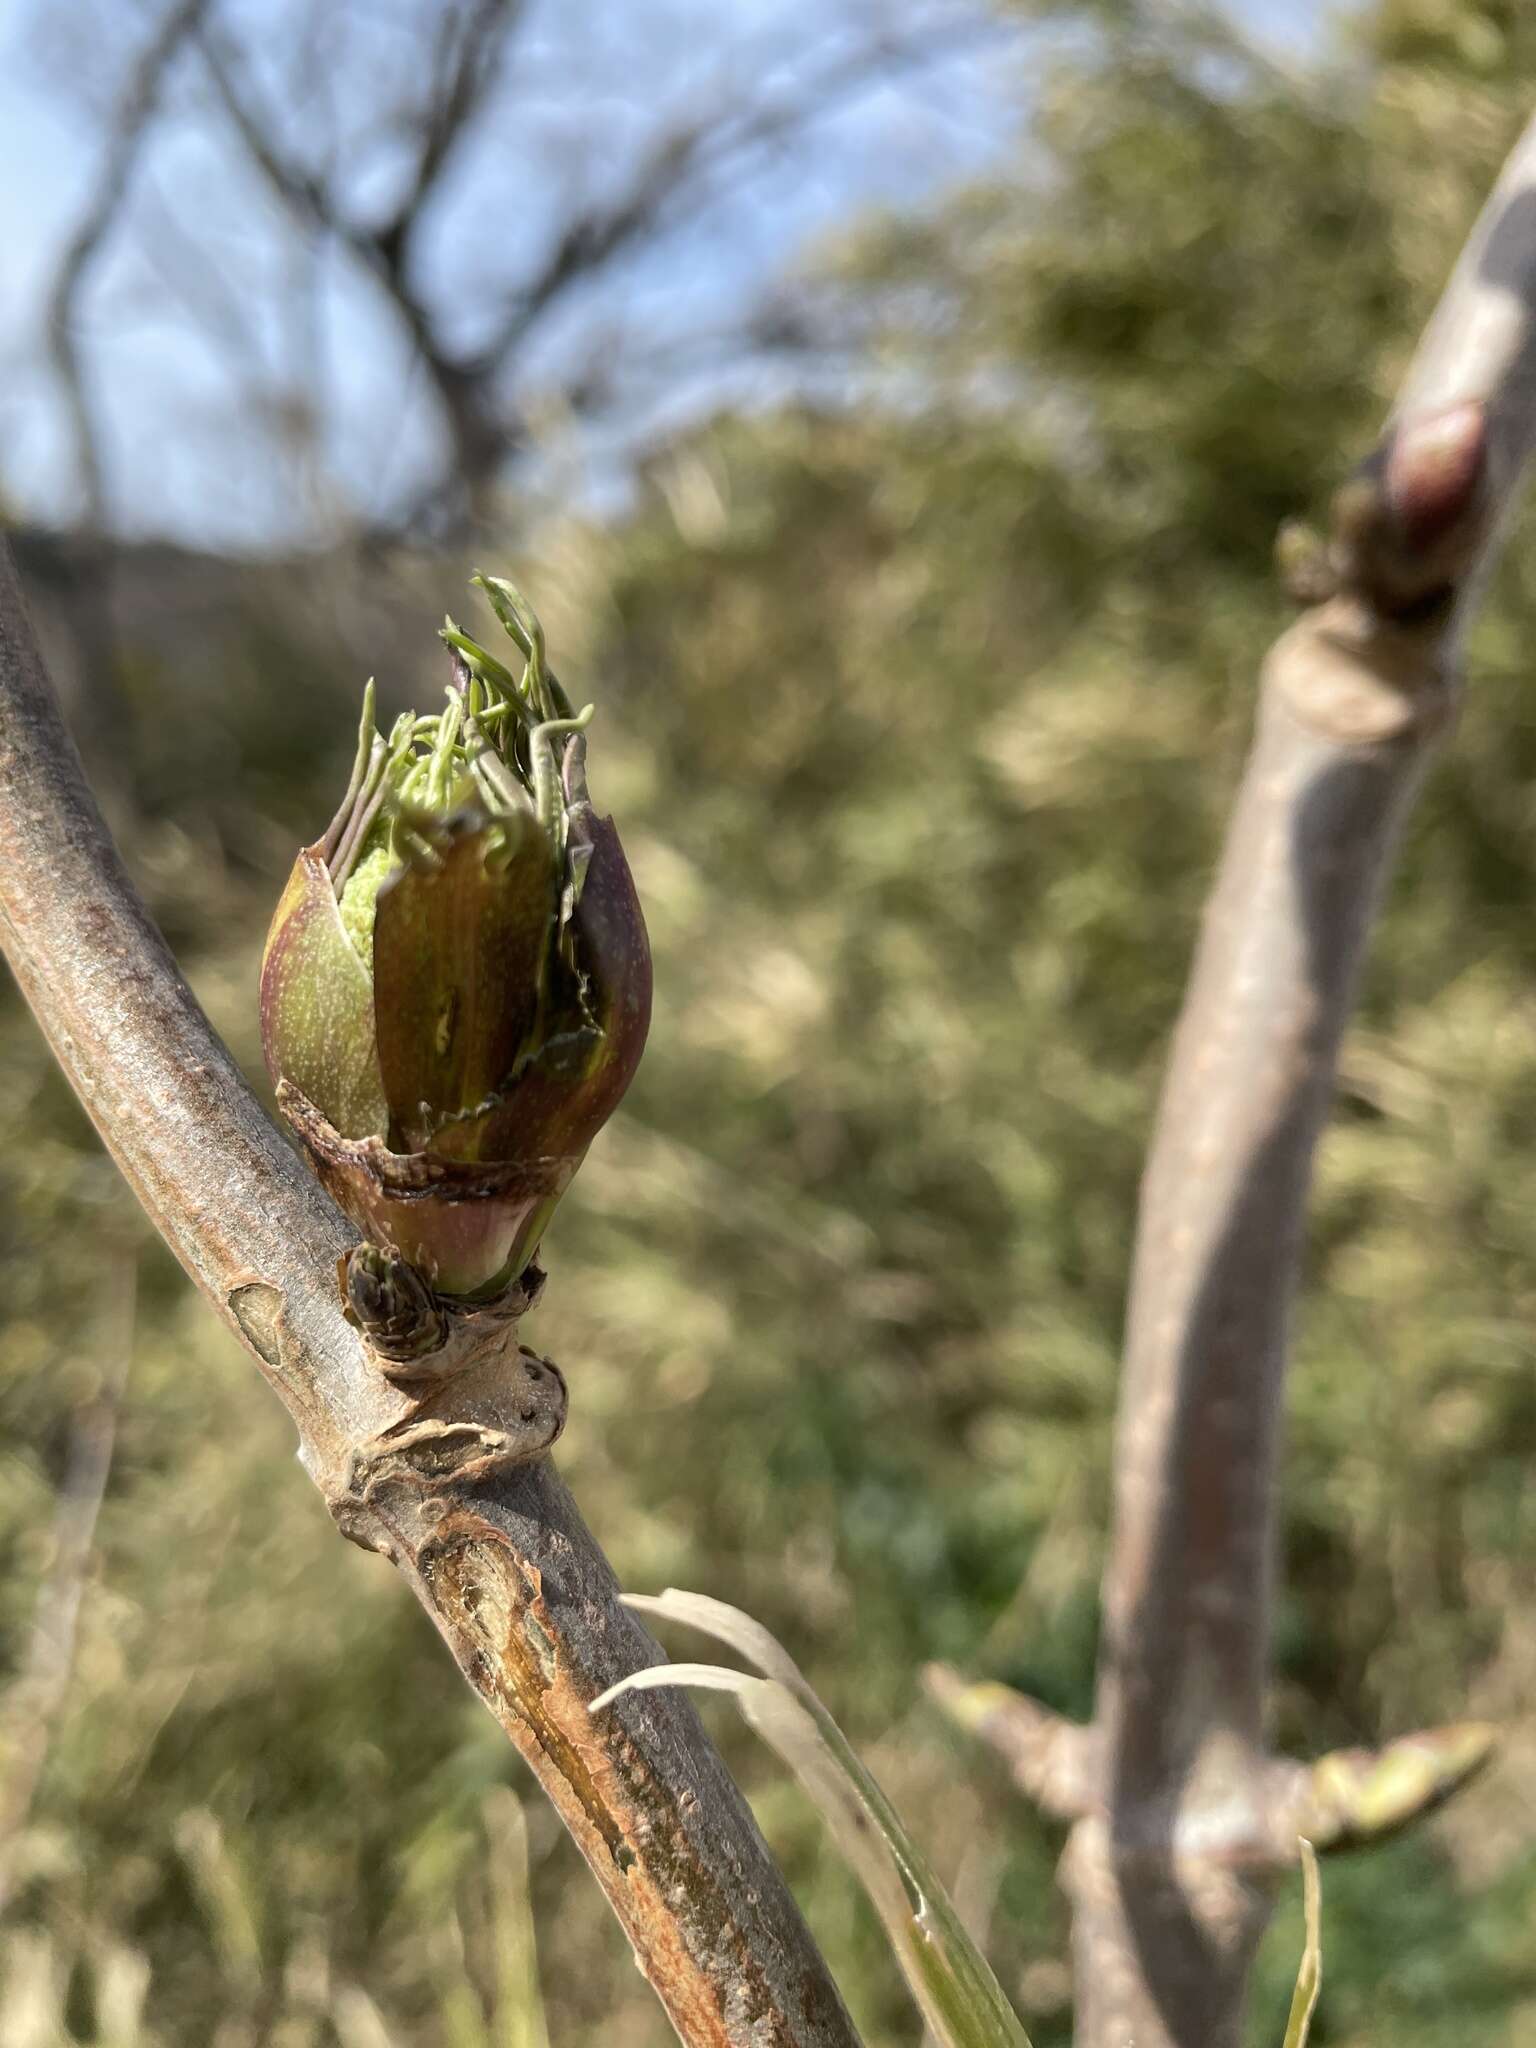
[260,575,651,1302]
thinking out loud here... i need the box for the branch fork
[929,1670,1495,1863]
[941,108,1536,2048]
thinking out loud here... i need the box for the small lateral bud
[1316,401,1488,618]
[1383,401,1486,553]
[342,1244,447,1363]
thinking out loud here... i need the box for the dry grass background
[7,4,1536,2042]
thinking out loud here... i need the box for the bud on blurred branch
[261,575,651,1302]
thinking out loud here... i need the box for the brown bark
[1072,113,1536,2048]
[0,538,859,2048]
[930,107,1536,2048]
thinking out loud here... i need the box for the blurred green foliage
[6,1,1536,2041]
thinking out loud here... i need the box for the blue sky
[0,0,1338,550]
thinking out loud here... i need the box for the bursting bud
[261,575,651,1302]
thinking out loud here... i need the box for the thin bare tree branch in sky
[28,0,1010,541]
[45,0,211,529]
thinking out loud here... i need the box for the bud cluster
[261,576,651,1303]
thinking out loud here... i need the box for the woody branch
[0,540,859,2048]
[935,105,1536,2048]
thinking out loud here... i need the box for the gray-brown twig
[0,538,858,2048]
[941,106,1536,2048]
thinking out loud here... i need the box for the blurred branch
[1074,110,1536,2048]
[36,0,213,759]
[471,16,993,373]
[45,0,211,530]
[0,1255,135,1916]
[193,5,995,533]
[195,6,522,522]
[941,107,1536,2048]
[375,0,526,271]
[0,542,860,2048]
[923,1667,1098,1823]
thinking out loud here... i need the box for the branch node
[1262,598,1454,746]
[1277,402,1488,627]
[341,1242,545,1384]
[329,1340,566,1556]
[342,1243,448,1362]
[1274,1721,1497,1857]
